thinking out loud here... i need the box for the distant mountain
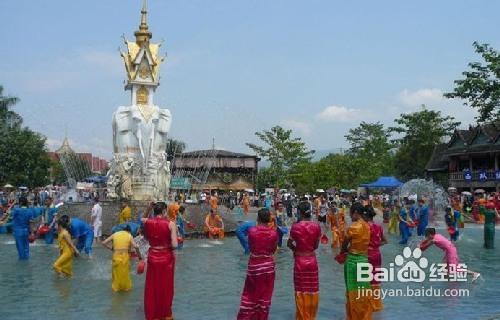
[258,148,346,168]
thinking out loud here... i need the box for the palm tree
[0,85,23,129]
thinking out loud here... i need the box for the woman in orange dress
[204,209,225,239]
[242,194,250,215]
[342,202,372,320]
[327,203,341,249]
[337,206,346,245]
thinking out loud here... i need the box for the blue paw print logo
[395,247,428,283]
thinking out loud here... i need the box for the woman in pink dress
[363,206,387,312]
[287,201,322,320]
[237,208,279,320]
[420,228,480,281]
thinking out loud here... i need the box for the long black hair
[257,208,271,224]
[297,201,312,218]
[19,196,28,207]
[153,202,166,216]
[350,202,366,215]
[58,215,71,231]
[363,205,376,221]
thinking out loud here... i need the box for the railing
[449,170,497,181]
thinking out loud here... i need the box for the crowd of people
[0,187,498,320]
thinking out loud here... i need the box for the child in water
[419,228,480,282]
[388,203,399,235]
[444,207,460,241]
[53,215,80,277]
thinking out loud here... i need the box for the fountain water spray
[399,179,449,226]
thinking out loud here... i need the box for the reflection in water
[0,228,499,320]
[53,276,71,299]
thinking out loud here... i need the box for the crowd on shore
[0,187,498,319]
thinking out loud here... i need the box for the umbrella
[316,189,325,193]
[326,187,336,194]
[3,184,14,188]
[474,189,486,194]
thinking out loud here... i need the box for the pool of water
[0,225,499,320]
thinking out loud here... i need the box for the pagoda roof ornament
[120,0,165,89]
[56,135,75,154]
[134,0,152,46]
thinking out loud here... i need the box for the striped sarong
[237,257,275,320]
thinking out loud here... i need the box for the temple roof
[445,121,500,155]
[425,143,449,172]
[181,149,259,159]
[426,121,500,172]
[55,136,74,154]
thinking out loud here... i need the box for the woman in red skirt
[142,202,178,320]
[237,208,278,320]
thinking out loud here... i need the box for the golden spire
[134,0,152,45]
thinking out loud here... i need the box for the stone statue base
[107,153,171,201]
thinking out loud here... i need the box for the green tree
[50,159,66,185]
[290,153,368,193]
[0,86,51,187]
[390,107,460,180]
[247,126,314,188]
[256,167,276,190]
[288,160,317,194]
[0,85,22,129]
[345,121,394,179]
[166,138,186,161]
[316,154,367,189]
[444,42,500,122]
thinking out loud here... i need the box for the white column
[131,86,137,105]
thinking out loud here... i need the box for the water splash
[86,257,111,280]
[198,243,214,248]
[399,179,449,225]
[209,240,224,245]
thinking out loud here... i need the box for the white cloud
[399,88,446,107]
[46,138,62,151]
[280,119,311,135]
[315,105,361,123]
[397,88,478,125]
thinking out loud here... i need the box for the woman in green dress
[482,202,499,249]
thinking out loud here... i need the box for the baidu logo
[394,247,428,282]
[357,247,468,283]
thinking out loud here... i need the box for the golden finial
[134,0,152,45]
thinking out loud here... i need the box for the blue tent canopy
[360,176,402,188]
[84,176,108,184]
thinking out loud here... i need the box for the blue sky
[1,0,499,158]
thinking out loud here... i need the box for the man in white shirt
[90,198,103,242]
